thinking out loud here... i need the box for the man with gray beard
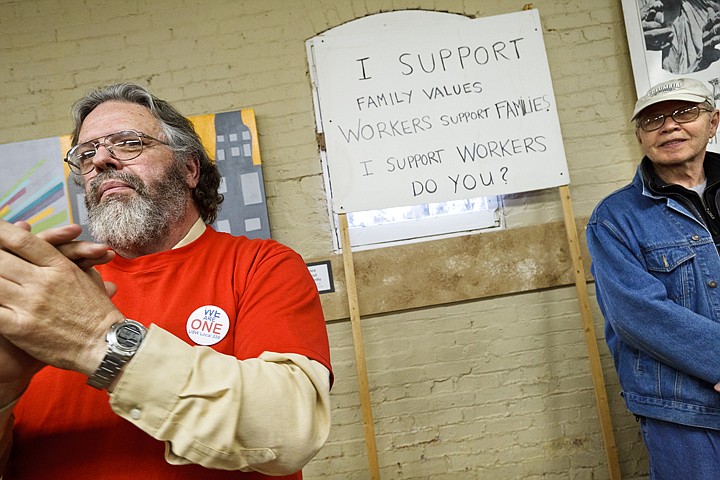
[0,83,332,480]
[86,164,188,254]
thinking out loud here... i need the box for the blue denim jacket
[587,163,720,429]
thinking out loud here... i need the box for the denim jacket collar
[637,151,720,199]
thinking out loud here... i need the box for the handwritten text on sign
[309,9,569,213]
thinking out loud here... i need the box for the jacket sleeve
[587,215,720,384]
[109,326,332,475]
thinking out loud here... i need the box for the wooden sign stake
[559,185,621,479]
[338,212,381,480]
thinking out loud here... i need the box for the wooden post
[559,185,622,480]
[338,213,381,480]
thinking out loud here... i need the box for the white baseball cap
[631,78,715,120]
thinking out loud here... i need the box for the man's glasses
[64,130,169,175]
[637,105,713,132]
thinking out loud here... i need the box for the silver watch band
[86,350,129,390]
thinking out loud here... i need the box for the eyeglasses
[637,105,713,132]
[64,130,169,175]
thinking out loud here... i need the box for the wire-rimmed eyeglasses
[64,130,169,175]
[637,105,713,132]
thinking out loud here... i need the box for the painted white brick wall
[0,0,650,478]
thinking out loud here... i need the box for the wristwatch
[87,319,147,390]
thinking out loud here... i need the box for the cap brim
[631,93,711,120]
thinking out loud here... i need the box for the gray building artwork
[212,110,270,239]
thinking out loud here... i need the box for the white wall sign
[308,9,569,213]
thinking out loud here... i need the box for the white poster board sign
[308,9,569,213]
[622,0,720,152]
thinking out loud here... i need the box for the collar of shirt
[173,217,206,250]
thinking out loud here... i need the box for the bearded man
[0,83,332,480]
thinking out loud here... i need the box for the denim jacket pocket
[643,244,695,308]
[644,244,695,273]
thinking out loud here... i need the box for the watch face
[109,320,147,354]
[116,324,144,348]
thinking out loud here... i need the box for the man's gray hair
[70,83,223,224]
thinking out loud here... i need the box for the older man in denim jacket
[587,77,720,478]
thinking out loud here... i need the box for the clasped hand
[0,221,123,400]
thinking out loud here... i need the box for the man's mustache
[88,171,147,205]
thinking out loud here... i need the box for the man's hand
[32,223,113,268]
[0,221,124,376]
[14,222,117,297]
[0,223,118,443]
[640,0,666,27]
[0,335,42,407]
